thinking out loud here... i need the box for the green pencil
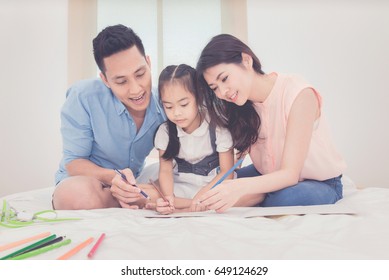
[0,234,57,260]
[9,238,71,260]
[1,200,6,222]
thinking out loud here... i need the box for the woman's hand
[189,193,208,212]
[199,179,245,213]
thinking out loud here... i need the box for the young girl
[153,64,234,214]
[196,34,347,213]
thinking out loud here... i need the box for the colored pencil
[0,234,56,259]
[0,232,51,252]
[10,239,71,260]
[87,233,106,258]
[149,179,174,209]
[57,237,94,260]
[18,236,65,255]
[114,169,150,199]
[210,158,244,189]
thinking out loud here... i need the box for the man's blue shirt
[55,78,165,184]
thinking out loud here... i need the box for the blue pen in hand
[210,158,244,189]
[114,169,150,200]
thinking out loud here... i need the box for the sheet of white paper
[143,202,356,218]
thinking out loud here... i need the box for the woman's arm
[190,149,234,211]
[200,88,320,212]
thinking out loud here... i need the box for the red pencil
[87,233,106,258]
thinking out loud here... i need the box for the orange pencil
[87,233,106,258]
[0,232,51,252]
[57,237,94,260]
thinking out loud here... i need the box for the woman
[196,34,346,212]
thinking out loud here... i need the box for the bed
[1,173,389,261]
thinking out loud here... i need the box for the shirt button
[131,158,134,161]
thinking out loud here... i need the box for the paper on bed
[1,188,356,219]
[143,203,356,218]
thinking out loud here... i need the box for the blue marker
[210,158,244,189]
[114,169,150,199]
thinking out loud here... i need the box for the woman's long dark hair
[157,64,205,160]
[196,34,263,156]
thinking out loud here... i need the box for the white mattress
[1,176,389,260]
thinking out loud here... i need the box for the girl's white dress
[154,117,233,198]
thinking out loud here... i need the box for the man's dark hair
[93,24,145,73]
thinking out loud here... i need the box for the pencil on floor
[57,237,94,260]
[87,233,106,258]
[20,236,66,255]
[10,239,71,260]
[0,234,57,260]
[0,232,51,252]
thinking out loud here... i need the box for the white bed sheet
[1,177,389,260]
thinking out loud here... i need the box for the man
[53,25,165,210]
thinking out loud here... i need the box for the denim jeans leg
[236,164,262,178]
[260,176,343,207]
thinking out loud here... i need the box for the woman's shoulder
[275,73,315,99]
[278,73,310,88]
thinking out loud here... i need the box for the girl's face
[203,61,252,106]
[161,83,200,134]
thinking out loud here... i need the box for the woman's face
[203,62,252,106]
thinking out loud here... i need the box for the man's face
[100,46,152,115]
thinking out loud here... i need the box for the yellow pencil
[56,237,94,260]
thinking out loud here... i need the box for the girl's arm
[154,149,176,214]
[158,149,174,196]
[157,150,202,211]
[200,88,320,212]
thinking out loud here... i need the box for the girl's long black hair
[157,64,205,160]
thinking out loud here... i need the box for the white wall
[98,0,159,84]
[162,0,221,68]
[0,0,68,197]
[97,0,221,85]
[247,0,389,188]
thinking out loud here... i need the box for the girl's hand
[199,180,243,213]
[156,195,175,215]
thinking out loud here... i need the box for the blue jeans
[236,164,343,207]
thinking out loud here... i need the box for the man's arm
[66,159,116,186]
